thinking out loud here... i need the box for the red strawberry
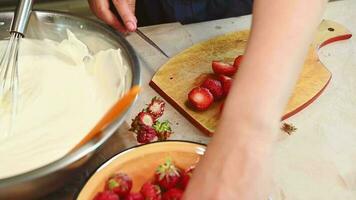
[233,55,243,68]
[201,78,224,100]
[136,125,157,144]
[153,120,173,141]
[162,188,183,200]
[147,97,165,119]
[212,61,237,76]
[130,111,155,133]
[188,87,214,111]
[94,191,120,200]
[106,173,133,197]
[180,167,195,190]
[155,159,181,190]
[218,75,233,97]
[140,182,162,200]
[125,193,144,200]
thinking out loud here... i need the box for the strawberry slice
[201,78,224,100]
[218,75,233,97]
[212,61,237,76]
[188,87,214,111]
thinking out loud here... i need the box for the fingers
[88,0,127,33]
[112,0,137,32]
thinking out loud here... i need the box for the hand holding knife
[109,1,170,58]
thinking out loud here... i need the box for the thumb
[112,0,137,32]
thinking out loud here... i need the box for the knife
[135,29,170,58]
[109,2,170,58]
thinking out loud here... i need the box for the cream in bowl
[0,30,131,179]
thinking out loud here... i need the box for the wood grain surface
[150,20,352,135]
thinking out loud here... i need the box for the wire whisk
[0,0,34,137]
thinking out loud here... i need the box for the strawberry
[147,97,165,119]
[201,78,224,100]
[212,61,237,76]
[218,75,233,97]
[180,166,195,190]
[162,188,183,200]
[153,120,173,141]
[188,87,214,111]
[233,55,243,68]
[94,191,120,200]
[124,193,144,200]
[155,159,181,190]
[136,125,157,144]
[130,111,155,133]
[106,173,133,197]
[140,182,162,200]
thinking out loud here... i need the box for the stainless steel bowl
[0,11,140,199]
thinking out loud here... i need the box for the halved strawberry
[188,87,214,111]
[147,97,165,119]
[218,75,233,97]
[129,111,155,133]
[212,61,237,76]
[233,55,244,68]
[201,78,224,101]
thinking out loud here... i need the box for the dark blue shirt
[135,0,253,26]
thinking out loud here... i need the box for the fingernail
[125,21,136,31]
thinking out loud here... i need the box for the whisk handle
[10,0,34,36]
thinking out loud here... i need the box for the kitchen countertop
[45,0,356,199]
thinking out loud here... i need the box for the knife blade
[108,1,170,58]
[135,29,170,58]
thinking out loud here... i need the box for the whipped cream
[0,30,131,179]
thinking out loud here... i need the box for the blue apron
[134,0,253,26]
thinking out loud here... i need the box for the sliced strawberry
[218,75,233,97]
[188,87,214,111]
[147,97,165,119]
[233,55,244,68]
[201,78,224,100]
[129,111,155,133]
[212,61,237,76]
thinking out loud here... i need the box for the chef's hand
[88,0,137,33]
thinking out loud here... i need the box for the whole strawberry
[124,193,144,200]
[153,120,173,141]
[140,182,162,200]
[136,125,157,144]
[106,173,133,197]
[129,111,155,133]
[94,191,120,200]
[162,188,183,200]
[147,97,165,119]
[155,159,181,190]
[180,167,195,189]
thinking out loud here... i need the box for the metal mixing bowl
[0,11,140,199]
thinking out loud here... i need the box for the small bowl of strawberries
[77,141,206,200]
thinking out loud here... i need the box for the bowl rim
[75,140,207,199]
[0,10,141,187]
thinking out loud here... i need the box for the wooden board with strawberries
[150,20,352,136]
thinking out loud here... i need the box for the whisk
[0,0,34,133]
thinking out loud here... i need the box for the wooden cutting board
[150,20,352,136]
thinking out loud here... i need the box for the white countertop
[122,0,356,199]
